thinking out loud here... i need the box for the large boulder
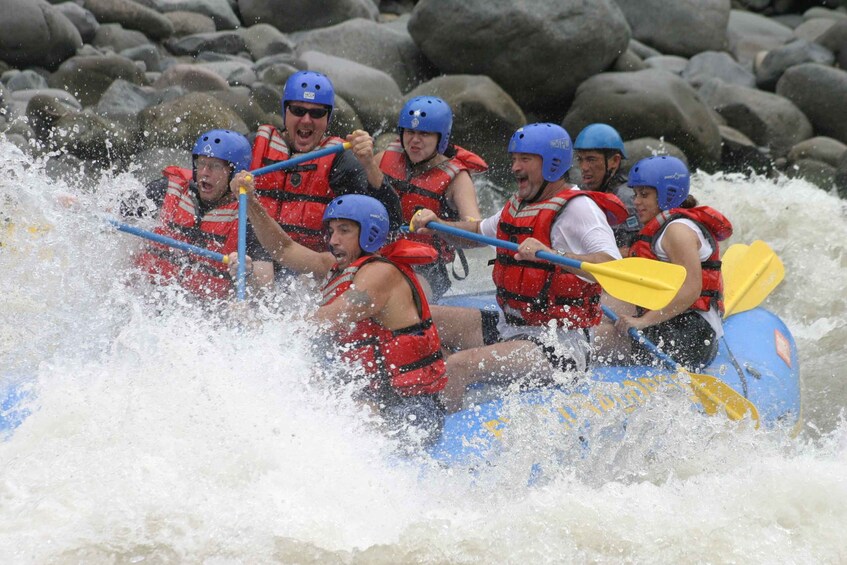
[80,0,174,40]
[48,54,147,107]
[238,0,378,33]
[406,74,526,183]
[727,10,794,66]
[137,91,248,149]
[54,2,100,44]
[0,0,82,71]
[698,79,812,157]
[755,39,835,91]
[614,0,731,57]
[136,0,241,30]
[295,18,436,93]
[563,69,722,170]
[408,0,629,114]
[776,63,847,145]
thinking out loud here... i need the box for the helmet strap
[524,180,549,204]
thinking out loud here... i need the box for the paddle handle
[108,219,226,263]
[425,221,582,271]
[600,305,678,372]
[236,188,247,301]
[248,142,351,177]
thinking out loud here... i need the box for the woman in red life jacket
[227,179,447,448]
[249,71,402,254]
[133,129,274,300]
[610,156,732,370]
[413,123,628,413]
[352,96,487,300]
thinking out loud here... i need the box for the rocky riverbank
[2,0,847,197]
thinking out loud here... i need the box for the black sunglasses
[287,105,329,119]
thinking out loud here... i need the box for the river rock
[238,0,379,33]
[727,9,794,66]
[238,24,295,61]
[81,0,174,40]
[755,39,835,91]
[776,63,847,145]
[615,0,731,57]
[48,53,148,107]
[682,51,757,88]
[54,2,101,44]
[408,0,630,114]
[152,63,231,91]
[0,0,82,70]
[164,11,217,37]
[564,69,722,170]
[137,91,248,148]
[698,78,812,156]
[92,23,154,53]
[136,0,241,30]
[295,17,435,93]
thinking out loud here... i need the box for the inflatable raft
[428,294,801,466]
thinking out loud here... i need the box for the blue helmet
[508,123,573,182]
[192,129,252,173]
[323,194,389,253]
[398,96,453,154]
[282,70,335,117]
[628,156,690,211]
[574,123,627,159]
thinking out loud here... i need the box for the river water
[1,137,845,563]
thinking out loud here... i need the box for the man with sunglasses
[249,70,401,253]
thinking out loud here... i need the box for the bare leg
[594,293,636,365]
[430,305,485,351]
[440,340,552,412]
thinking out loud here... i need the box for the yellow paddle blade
[719,243,748,284]
[687,371,760,426]
[586,257,687,311]
[722,240,784,318]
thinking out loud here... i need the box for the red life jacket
[133,166,238,300]
[492,188,628,328]
[250,125,345,252]
[319,240,446,397]
[380,141,488,262]
[629,206,733,314]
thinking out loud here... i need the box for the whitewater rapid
[1,137,845,563]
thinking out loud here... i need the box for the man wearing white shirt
[412,123,626,412]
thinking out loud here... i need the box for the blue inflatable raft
[427,294,801,466]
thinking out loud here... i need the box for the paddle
[107,219,227,263]
[721,240,784,318]
[235,186,247,301]
[601,306,760,425]
[247,141,351,177]
[417,221,686,310]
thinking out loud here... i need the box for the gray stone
[564,69,722,170]
[54,1,100,43]
[699,78,812,156]
[727,10,794,66]
[136,0,241,30]
[120,44,165,74]
[756,39,834,91]
[787,136,847,167]
[238,24,296,61]
[0,0,82,70]
[238,0,379,33]
[644,55,690,76]
[137,91,248,149]
[51,110,138,163]
[48,54,148,107]
[81,0,174,40]
[295,18,436,93]
[152,63,231,92]
[166,31,250,57]
[619,138,687,175]
[793,18,838,44]
[164,11,217,37]
[92,24,153,53]
[409,0,630,113]
[682,51,757,89]
[2,70,50,92]
[614,0,730,57]
[777,63,847,145]
[718,124,773,174]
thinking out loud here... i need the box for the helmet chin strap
[524,180,549,204]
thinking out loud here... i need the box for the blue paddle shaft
[600,305,678,371]
[108,219,225,263]
[425,221,583,271]
[236,191,247,301]
[248,142,347,177]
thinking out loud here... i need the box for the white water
[1,136,846,563]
